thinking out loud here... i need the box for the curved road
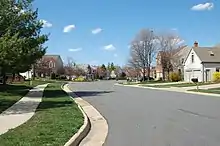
[68,81,220,146]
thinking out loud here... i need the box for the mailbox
[191,78,198,83]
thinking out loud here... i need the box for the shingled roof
[193,47,220,63]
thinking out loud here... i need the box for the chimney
[194,41,198,47]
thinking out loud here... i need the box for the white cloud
[40,19,52,28]
[103,44,116,51]
[191,3,214,11]
[63,25,75,33]
[114,53,118,57]
[92,28,102,34]
[68,48,82,52]
[171,28,178,31]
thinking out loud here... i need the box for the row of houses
[20,56,123,80]
[124,41,220,82]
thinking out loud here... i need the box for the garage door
[184,70,192,82]
[192,70,201,82]
[184,69,202,82]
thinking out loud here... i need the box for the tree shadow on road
[74,91,114,98]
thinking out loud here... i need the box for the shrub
[50,72,56,79]
[169,72,181,82]
[59,75,67,80]
[74,76,86,82]
[213,72,220,82]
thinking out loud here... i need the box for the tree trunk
[32,65,35,80]
[147,65,150,81]
[167,69,170,81]
[2,70,6,85]
[162,68,165,81]
[143,66,146,82]
[12,73,15,82]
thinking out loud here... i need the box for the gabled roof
[42,55,60,60]
[193,47,220,63]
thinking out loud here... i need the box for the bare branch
[156,32,185,80]
[128,29,157,80]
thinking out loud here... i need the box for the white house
[184,42,220,82]
[20,70,33,80]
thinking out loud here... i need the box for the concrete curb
[185,91,220,97]
[62,83,108,146]
[62,84,91,146]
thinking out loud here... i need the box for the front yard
[189,88,220,94]
[0,83,84,146]
[121,80,171,85]
[142,82,215,88]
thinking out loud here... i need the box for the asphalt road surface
[68,81,220,146]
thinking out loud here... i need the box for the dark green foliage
[120,72,126,78]
[50,72,56,79]
[0,0,48,84]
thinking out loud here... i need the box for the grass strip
[189,88,220,94]
[145,82,215,88]
[0,83,84,146]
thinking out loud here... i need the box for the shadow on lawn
[0,84,31,96]
[74,90,114,98]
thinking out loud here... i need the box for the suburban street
[68,81,220,146]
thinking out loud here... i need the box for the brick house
[35,55,64,77]
[155,45,190,80]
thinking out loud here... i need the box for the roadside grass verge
[0,83,84,146]
[0,80,49,113]
[189,88,220,94]
[122,80,172,85]
[144,82,215,88]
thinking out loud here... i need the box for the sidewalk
[0,84,48,135]
[142,81,186,86]
[171,83,220,92]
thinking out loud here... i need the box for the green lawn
[189,88,220,94]
[0,83,84,146]
[123,80,171,85]
[0,80,49,113]
[144,82,214,88]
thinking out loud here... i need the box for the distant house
[184,41,220,82]
[155,45,190,80]
[35,55,64,76]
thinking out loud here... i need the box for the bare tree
[128,29,156,81]
[157,32,184,80]
[123,66,140,78]
[63,57,75,76]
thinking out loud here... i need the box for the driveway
[68,81,220,146]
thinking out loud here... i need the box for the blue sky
[34,0,220,66]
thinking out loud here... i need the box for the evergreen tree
[0,0,48,84]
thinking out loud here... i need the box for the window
[181,58,184,64]
[191,54,194,63]
[49,61,53,68]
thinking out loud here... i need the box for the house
[184,41,220,82]
[35,55,64,76]
[155,45,190,80]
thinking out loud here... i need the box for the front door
[205,69,211,82]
